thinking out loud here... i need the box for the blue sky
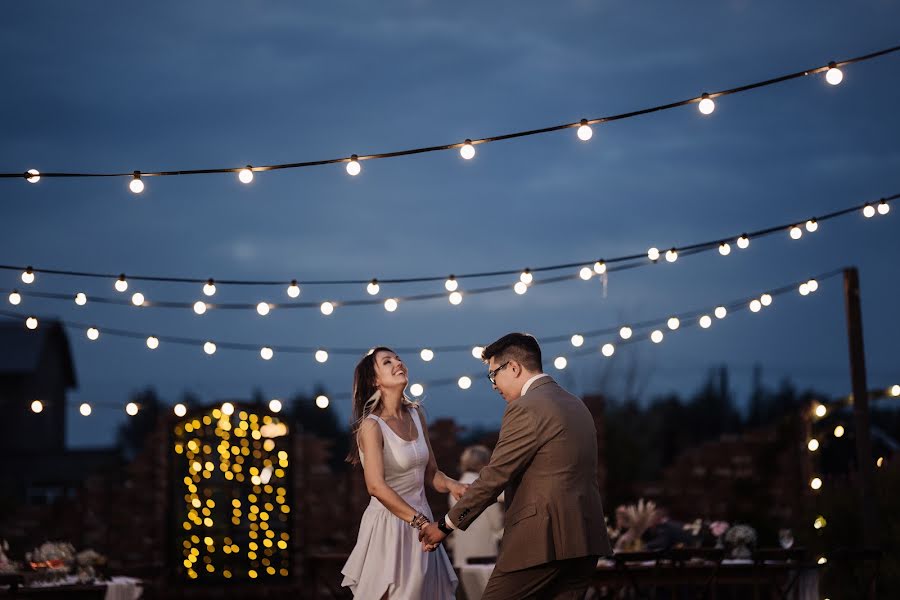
[1,1,898,447]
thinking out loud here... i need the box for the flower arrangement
[614,499,658,553]
[0,540,17,574]
[724,524,757,559]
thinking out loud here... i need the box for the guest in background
[447,445,505,568]
[642,507,695,552]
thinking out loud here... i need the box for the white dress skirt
[341,409,458,599]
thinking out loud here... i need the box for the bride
[341,347,463,599]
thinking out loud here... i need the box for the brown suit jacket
[448,376,612,572]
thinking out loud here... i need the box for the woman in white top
[447,445,505,568]
[341,347,464,599]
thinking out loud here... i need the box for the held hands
[448,480,470,501]
[418,522,447,552]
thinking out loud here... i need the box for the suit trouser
[480,555,599,600]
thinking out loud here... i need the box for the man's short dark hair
[481,333,542,373]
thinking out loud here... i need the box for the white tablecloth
[28,575,142,600]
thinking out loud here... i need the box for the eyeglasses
[487,361,510,385]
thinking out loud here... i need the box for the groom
[420,332,612,599]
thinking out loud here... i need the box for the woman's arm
[358,419,422,524]
[417,407,468,499]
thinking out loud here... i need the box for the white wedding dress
[341,408,458,599]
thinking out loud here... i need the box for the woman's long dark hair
[345,347,417,465]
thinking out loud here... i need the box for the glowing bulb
[825,65,843,86]
[790,225,803,240]
[268,398,282,413]
[514,281,528,295]
[80,403,92,416]
[410,383,424,397]
[601,343,615,357]
[75,293,87,306]
[699,315,712,329]
[126,402,139,416]
[554,356,568,370]
[647,247,660,261]
[320,302,334,316]
[715,306,727,319]
[719,243,731,256]
[315,350,328,363]
[577,120,593,141]
[256,302,270,316]
[472,346,484,359]
[460,140,475,160]
[26,169,41,183]
[420,349,434,362]
[891,384,900,397]
[698,94,715,115]
[8,291,21,305]
[21,268,35,284]
[650,330,664,344]
[115,275,128,292]
[204,342,217,355]
[367,280,380,295]
[799,283,810,296]
[570,334,584,347]
[449,291,463,305]
[131,292,145,307]
[619,326,632,340]
[287,280,301,298]
[193,301,207,315]
[833,425,845,438]
[665,249,678,263]
[878,200,890,215]
[221,402,234,416]
[238,166,254,184]
[146,336,159,350]
[806,219,818,233]
[384,298,398,312]
[129,171,144,194]
[814,516,827,530]
[26,317,38,330]
[86,327,100,341]
[520,270,533,284]
[760,294,773,306]
[807,279,818,293]
[445,277,459,292]
[863,204,875,218]
[203,280,216,296]
[174,403,187,417]
[260,347,274,361]
[749,299,762,313]
[458,376,472,390]
[579,267,593,280]
[810,477,822,490]
[877,457,884,467]
[31,400,43,413]
[667,317,680,330]
[817,557,827,565]
[815,404,827,418]
[346,155,361,176]
[737,235,750,249]
[315,395,329,409]
[593,260,607,274]
[808,439,820,452]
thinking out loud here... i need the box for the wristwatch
[437,515,453,536]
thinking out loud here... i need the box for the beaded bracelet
[409,512,429,530]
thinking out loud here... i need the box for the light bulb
[221,402,234,416]
[287,280,301,298]
[810,477,822,490]
[834,425,845,438]
[384,298,398,312]
[26,317,38,330]
[315,350,328,363]
[410,383,424,397]
[749,299,762,313]
[129,171,144,194]
[601,343,615,357]
[21,268,35,284]
[131,292,145,307]
[269,398,282,413]
[449,291,463,305]
[665,249,678,263]
[203,280,217,296]
[445,276,459,292]
[520,270,533,284]
[115,275,128,292]
[346,155,361,176]
[174,403,187,417]
[126,402,139,416]
[86,327,100,341]
[808,439,820,452]
[814,404,827,418]
[760,293,773,307]
[877,457,884,467]
[577,120,593,141]
[799,283,809,296]
[238,166,254,184]
[146,336,159,350]
[8,291,21,305]
[320,301,334,316]
[420,349,434,362]
[458,376,472,390]
[260,347,274,361]
[619,326,632,340]
[698,94,715,115]
[715,306,727,319]
[315,395,329,409]
[367,280,380,295]
[814,516,827,530]
[825,64,843,86]
[737,235,750,249]
[80,403,92,416]
[719,243,731,256]
[667,317,680,331]
[570,334,584,347]
[472,346,484,359]
[593,260,607,275]
[256,302,270,316]
[193,301,207,315]
[891,384,900,397]
[806,219,818,232]
[26,169,41,183]
[863,204,875,218]
[807,279,819,293]
[651,330,664,344]
[514,282,528,295]
[579,267,593,280]
[203,342,217,355]
[75,293,87,306]
[699,315,712,329]
[647,247,660,261]
[31,400,43,413]
[790,226,803,240]
[878,200,890,215]
[460,140,475,160]
[554,356,568,370]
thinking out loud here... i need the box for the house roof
[0,319,77,387]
